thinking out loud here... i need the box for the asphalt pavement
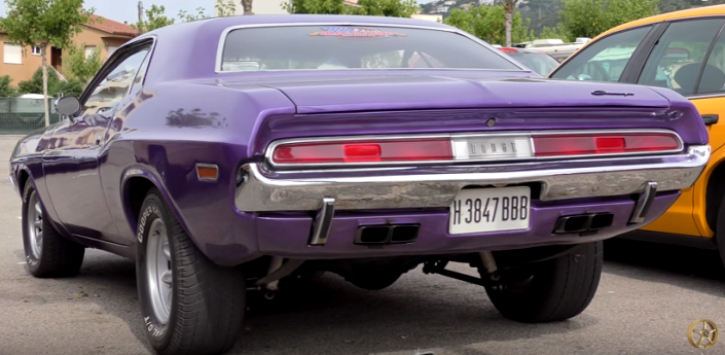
[1,134,725,355]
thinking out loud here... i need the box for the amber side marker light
[196,164,219,182]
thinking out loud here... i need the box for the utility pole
[138,1,144,34]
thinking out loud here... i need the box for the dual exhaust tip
[354,213,612,244]
[553,213,614,235]
[355,224,420,245]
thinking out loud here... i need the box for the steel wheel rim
[146,218,173,324]
[27,191,43,259]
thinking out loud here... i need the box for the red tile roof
[85,14,138,37]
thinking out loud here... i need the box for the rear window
[219,25,521,72]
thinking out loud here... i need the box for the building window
[85,45,96,59]
[32,46,41,56]
[108,46,118,56]
[3,43,22,64]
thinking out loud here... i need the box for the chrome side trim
[629,181,657,224]
[235,145,710,212]
[214,22,527,73]
[309,198,336,245]
[265,129,685,170]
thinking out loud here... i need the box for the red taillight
[533,133,681,157]
[498,47,518,53]
[272,139,453,164]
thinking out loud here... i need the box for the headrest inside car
[674,63,725,94]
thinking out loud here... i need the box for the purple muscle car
[8,15,710,355]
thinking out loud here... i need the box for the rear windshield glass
[220,26,521,72]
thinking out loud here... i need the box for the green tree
[217,0,237,16]
[134,4,175,34]
[178,0,236,22]
[1,0,93,126]
[56,78,84,96]
[18,67,62,95]
[0,75,17,97]
[62,43,103,83]
[285,0,417,17]
[356,0,418,17]
[445,6,530,46]
[284,0,348,14]
[560,0,660,38]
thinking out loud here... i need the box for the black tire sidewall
[486,241,603,323]
[22,182,42,273]
[136,193,175,351]
[715,193,725,264]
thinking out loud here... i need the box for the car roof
[598,4,725,39]
[128,14,467,83]
[144,14,453,37]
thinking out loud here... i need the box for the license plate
[449,186,531,235]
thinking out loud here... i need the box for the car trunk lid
[252,75,670,114]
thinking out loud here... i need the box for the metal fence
[0,97,61,135]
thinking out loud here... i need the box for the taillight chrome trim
[265,129,684,170]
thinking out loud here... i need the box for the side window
[697,27,725,95]
[81,47,150,116]
[638,19,724,95]
[128,50,152,98]
[550,26,652,82]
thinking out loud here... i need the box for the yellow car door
[635,19,725,238]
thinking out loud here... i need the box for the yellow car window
[638,19,724,95]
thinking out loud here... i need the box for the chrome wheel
[27,191,43,259]
[146,219,173,324]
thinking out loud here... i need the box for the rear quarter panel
[100,82,294,264]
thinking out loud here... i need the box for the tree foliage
[356,0,418,17]
[134,4,175,34]
[17,67,83,96]
[0,0,93,126]
[285,0,417,17]
[62,43,102,83]
[559,0,660,38]
[18,67,61,94]
[178,0,236,22]
[445,6,531,45]
[0,75,17,97]
[284,0,348,14]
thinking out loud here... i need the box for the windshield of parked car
[507,51,560,75]
[219,25,521,72]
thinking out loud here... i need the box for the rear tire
[714,193,725,269]
[21,181,85,278]
[485,241,603,323]
[136,188,245,355]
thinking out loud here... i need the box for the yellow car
[549,5,725,261]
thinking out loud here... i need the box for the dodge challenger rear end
[8,15,709,355]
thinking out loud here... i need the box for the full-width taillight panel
[268,131,683,167]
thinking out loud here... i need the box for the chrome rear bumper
[234,145,710,212]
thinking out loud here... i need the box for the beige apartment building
[0,15,137,83]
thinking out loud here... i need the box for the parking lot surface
[1,135,725,355]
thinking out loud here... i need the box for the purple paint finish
[254,192,679,261]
